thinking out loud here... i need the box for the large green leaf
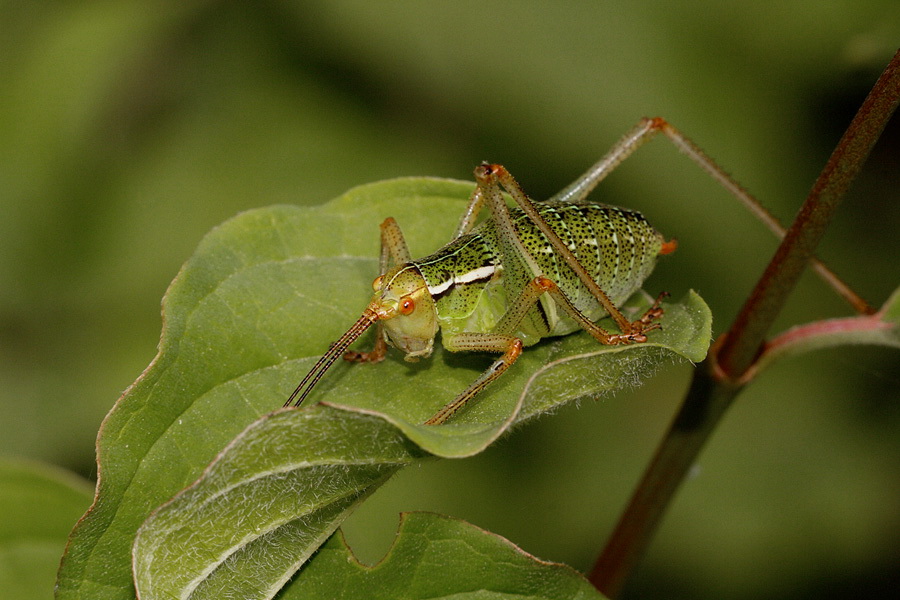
[280,512,607,600]
[58,177,711,600]
[132,409,420,600]
[0,458,93,600]
[55,178,474,600]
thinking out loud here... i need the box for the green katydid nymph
[284,117,730,425]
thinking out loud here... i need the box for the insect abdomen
[528,201,662,314]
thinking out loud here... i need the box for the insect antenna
[284,309,379,408]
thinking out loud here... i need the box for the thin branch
[588,49,900,598]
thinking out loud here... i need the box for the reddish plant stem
[589,49,900,598]
[718,50,900,380]
[765,312,894,353]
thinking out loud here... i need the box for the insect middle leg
[424,276,665,425]
[424,274,553,425]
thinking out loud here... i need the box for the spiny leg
[454,159,638,335]
[344,217,411,364]
[476,163,656,337]
[378,216,413,266]
[424,277,666,425]
[425,273,557,424]
[496,275,665,347]
[452,180,487,239]
[536,277,669,344]
[424,333,522,425]
[553,118,779,228]
[553,117,870,313]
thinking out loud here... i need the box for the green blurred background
[1,1,898,598]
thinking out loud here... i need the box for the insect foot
[343,332,388,364]
[612,292,670,344]
[638,292,670,326]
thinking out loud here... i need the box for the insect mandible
[284,117,740,425]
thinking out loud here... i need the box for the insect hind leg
[534,277,667,345]
[476,163,644,335]
[554,117,869,314]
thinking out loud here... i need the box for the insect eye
[372,275,383,291]
[399,296,415,315]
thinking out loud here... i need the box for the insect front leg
[343,217,411,364]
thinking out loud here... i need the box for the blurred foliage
[0,458,93,600]
[0,1,898,599]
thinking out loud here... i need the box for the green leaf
[133,293,707,599]
[58,177,710,600]
[374,289,710,458]
[132,408,421,600]
[280,512,607,600]
[0,458,93,600]
[55,178,475,600]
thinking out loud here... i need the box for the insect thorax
[412,199,664,345]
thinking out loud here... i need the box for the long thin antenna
[284,309,379,408]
